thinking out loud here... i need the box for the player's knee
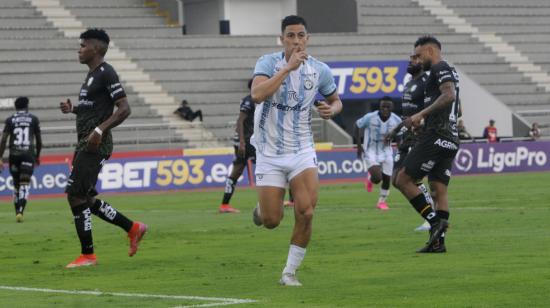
[296,205,314,222]
[370,175,382,184]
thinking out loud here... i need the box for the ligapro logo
[455,146,548,173]
[454,148,473,172]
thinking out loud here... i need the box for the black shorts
[9,153,35,185]
[233,143,256,165]
[65,151,109,197]
[403,134,459,186]
[393,148,410,172]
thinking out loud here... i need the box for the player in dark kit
[59,28,147,268]
[394,36,460,253]
[219,79,256,213]
[0,97,42,223]
[387,54,434,231]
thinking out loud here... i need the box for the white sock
[378,189,389,202]
[418,183,434,209]
[283,244,306,275]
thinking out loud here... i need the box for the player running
[0,97,42,222]
[250,15,342,286]
[60,28,147,268]
[354,97,401,210]
[219,79,255,213]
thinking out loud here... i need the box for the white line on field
[0,285,257,308]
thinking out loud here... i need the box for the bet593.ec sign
[327,60,409,99]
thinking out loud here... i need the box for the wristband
[94,127,103,136]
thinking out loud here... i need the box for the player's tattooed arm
[407,81,455,128]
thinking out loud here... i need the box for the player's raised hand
[60,98,72,114]
[286,46,307,71]
[315,100,333,120]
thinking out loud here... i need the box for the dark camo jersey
[232,95,255,146]
[3,111,41,156]
[399,72,427,151]
[422,60,460,144]
[74,62,126,156]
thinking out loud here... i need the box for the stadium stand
[1,0,549,154]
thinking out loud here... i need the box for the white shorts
[364,149,394,176]
[255,150,318,188]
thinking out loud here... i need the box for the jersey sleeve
[318,62,337,97]
[240,96,254,115]
[103,66,127,101]
[3,117,12,134]
[253,54,275,78]
[355,114,370,129]
[33,115,41,134]
[431,62,457,87]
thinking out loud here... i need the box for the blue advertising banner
[326,60,409,100]
[1,141,548,198]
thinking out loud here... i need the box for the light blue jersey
[356,111,402,156]
[251,52,337,156]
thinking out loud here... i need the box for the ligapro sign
[453,141,549,174]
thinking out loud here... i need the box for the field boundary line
[0,285,257,308]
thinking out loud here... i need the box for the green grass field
[1,172,549,307]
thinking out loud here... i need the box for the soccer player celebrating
[394,36,460,253]
[250,15,342,286]
[354,97,401,210]
[59,28,147,268]
[219,79,255,213]
[0,97,42,222]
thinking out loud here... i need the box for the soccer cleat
[252,203,262,226]
[426,219,449,249]
[219,204,240,213]
[279,272,302,287]
[15,213,24,223]
[66,254,97,268]
[376,201,389,210]
[128,222,148,257]
[417,239,446,253]
[283,200,294,207]
[414,221,431,232]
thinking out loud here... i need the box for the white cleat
[414,221,431,232]
[279,273,302,287]
[252,203,262,226]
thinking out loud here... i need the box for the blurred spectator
[174,100,203,122]
[457,119,472,140]
[529,122,541,140]
[483,119,498,142]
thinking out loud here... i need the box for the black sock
[436,210,449,245]
[71,203,94,255]
[90,199,133,232]
[409,193,439,224]
[222,177,236,204]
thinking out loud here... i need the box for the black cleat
[417,240,446,253]
[426,219,448,248]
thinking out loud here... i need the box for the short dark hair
[380,96,393,103]
[80,28,110,57]
[281,15,307,33]
[414,35,441,50]
[80,28,110,45]
[247,79,253,90]
[14,96,29,110]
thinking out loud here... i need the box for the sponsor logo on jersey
[420,160,435,172]
[434,138,458,150]
[87,77,94,86]
[411,84,417,92]
[304,79,313,90]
